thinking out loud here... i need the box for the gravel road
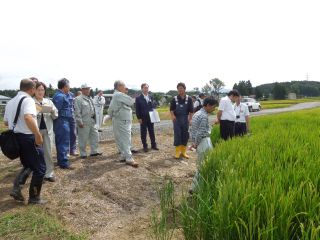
[99,102,320,141]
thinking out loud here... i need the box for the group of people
[4,77,250,204]
[3,78,106,204]
[189,88,250,192]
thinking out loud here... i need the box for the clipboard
[41,105,53,113]
[149,110,160,123]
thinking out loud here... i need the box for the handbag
[0,96,27,160]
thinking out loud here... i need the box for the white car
[241,98,261,112]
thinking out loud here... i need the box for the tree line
[1,80,319,101]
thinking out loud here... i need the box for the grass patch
[0,207,87,240]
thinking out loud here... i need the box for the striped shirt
[190,108,211,146]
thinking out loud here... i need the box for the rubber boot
[28,176,47,205]
[9,167,31,201]
[181,145,190,159]
[10,169,25,201]
[174,146,181,159]
[19,168,32,185]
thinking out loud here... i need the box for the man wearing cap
[74,84,101,158]
[108,80,138,167]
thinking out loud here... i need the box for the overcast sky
[0,0,319,92]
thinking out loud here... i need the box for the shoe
[143,147,149,152]
[151,146,159,151]
[70,152,79,156]
[28,177,47,205]
[131,149,139,154]
[44,177,56,182]
[80,156,87,159]
[174,146,181,159]
[90,153,102,157]
[181,145,190,159]
[98,129,103,132]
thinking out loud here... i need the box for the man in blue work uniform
[67,91,78,156]
[170,82,193,159]
[52,78,74,169]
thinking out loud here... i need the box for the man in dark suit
[135,83,159,152]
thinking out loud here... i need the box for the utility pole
[305,73,309,81]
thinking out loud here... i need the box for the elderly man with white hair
[108,80,138,167]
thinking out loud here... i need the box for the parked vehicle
[241,97,261,112]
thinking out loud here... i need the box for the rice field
[152,108,320,240]
[260,98,320,110]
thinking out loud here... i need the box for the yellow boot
[174,146,181,159]
[181,145,189,159]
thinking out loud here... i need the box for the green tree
[245,80,253,95]
[272,82,286,100]
[209,78,225,98]
[46,84,55,98]
[201,83,212,96]
[166,90,178,97]
[254,86,263,99]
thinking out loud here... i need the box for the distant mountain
[256,81,320,97]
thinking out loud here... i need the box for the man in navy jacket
[135,83,159,152]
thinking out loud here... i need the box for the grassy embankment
[152,108,320,240]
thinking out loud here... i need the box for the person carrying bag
[0,96,26,160]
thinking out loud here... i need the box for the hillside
[257,80,320,97]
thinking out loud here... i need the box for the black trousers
[140,119,156,148]
[235,122,247,136]
[16,133,46,179]
[220,120,235,140]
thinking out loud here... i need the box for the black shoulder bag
[0,96,27,160]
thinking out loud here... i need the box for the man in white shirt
[216,90,240,140]
[93,90,106,131]
[193,93,206,113]
[4,79,46,204]
[234,95,250,136]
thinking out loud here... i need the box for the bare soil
[0,129,196,240]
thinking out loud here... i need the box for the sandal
[126,161,139,168]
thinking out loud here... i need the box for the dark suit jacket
[135,94,155,120]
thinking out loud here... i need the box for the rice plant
[153,108,320,240]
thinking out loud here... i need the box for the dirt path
[0,129,194,240]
